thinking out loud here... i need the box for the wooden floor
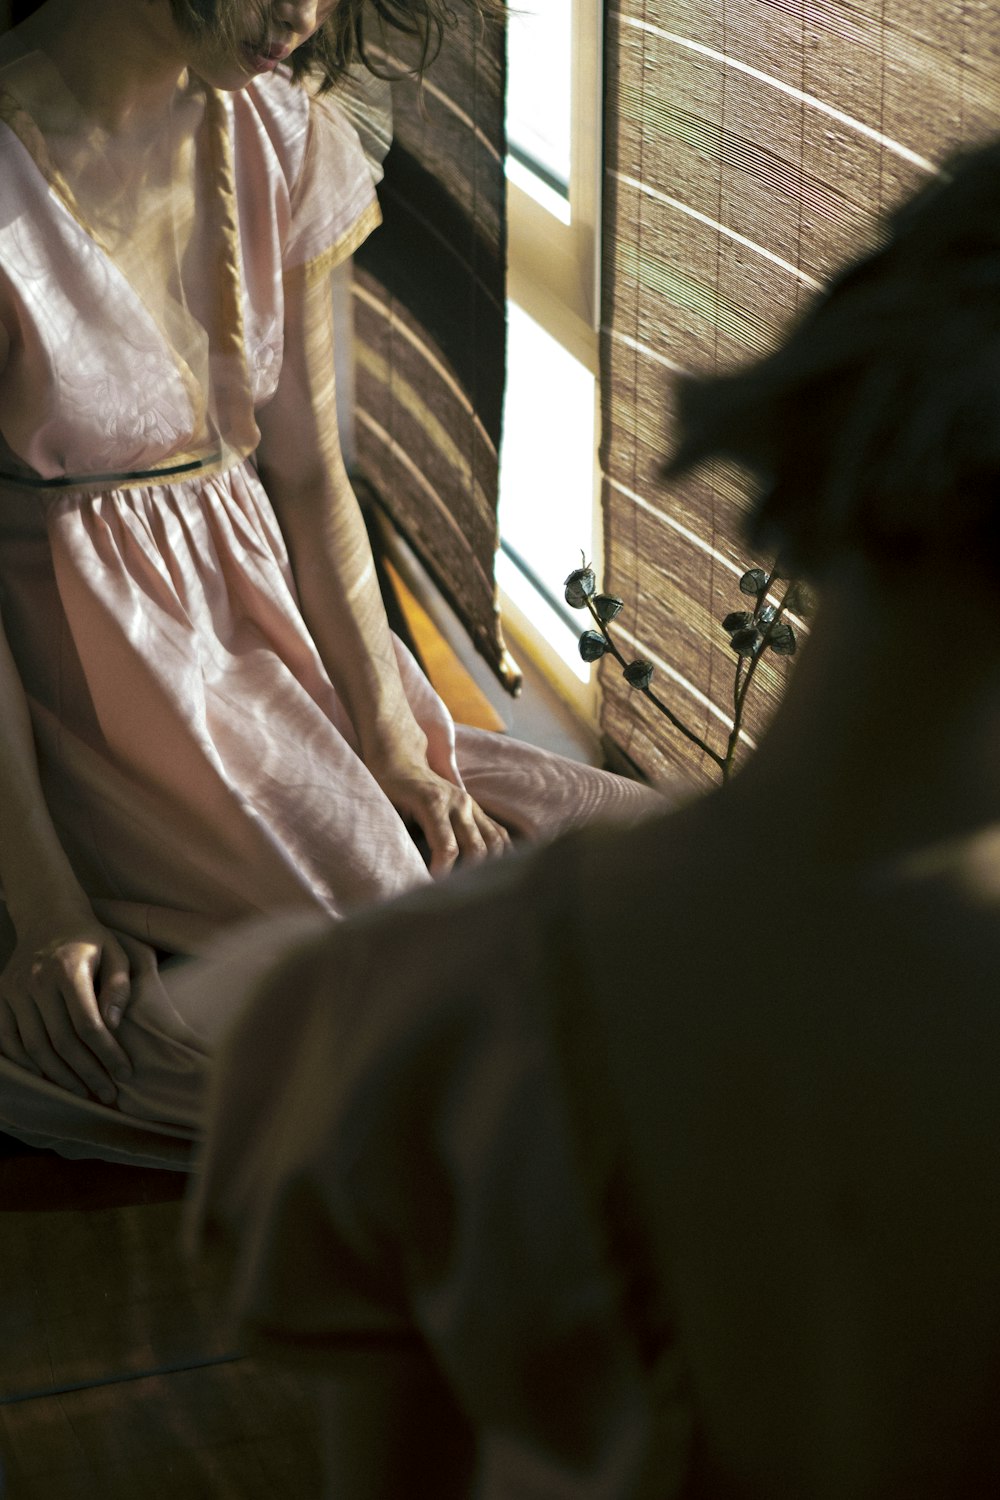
[2,1359,324,1499]
[0,1138,325,1498]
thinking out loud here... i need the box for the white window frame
[506,1,602,369]
[501,0,604,723]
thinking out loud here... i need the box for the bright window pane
[506,0,572,193]
[499,301,595,681]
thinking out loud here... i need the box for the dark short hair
[169,0,505,90]
[665,137,1000,579]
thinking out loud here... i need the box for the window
[499,0,603,720]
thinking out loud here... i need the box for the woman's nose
[272,1,322,35]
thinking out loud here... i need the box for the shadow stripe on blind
[359,148,505,421]
[612,621,758,746]
[353,19,519,691]
[614,16,940,170]
[610,174,823,286]
[353,283,498,453]
[355,410,495,576]
[606,330,686,375]
[365,44,505,162]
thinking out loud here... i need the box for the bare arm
[255,267,508,874]
[0,608,132,1100]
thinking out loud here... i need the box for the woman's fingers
[449,792,511,862]
[50,984,122,1101]
[420,792,463,877]
[424,792,511,876]
[473,806,511,857]
[0,1001,42,1076]
[0,930,134,1100]
[97,935,133,1033]
[375,759,511,876]
[55,949,133,1084]
[13,1004,96,1101]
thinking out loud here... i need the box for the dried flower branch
[564,558,801,783]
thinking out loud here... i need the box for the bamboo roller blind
[600,1,1000,788]
[352,23,520,691]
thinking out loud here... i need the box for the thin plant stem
[722,572,792,777]
[571,562,793,785]
[585,597,726,772]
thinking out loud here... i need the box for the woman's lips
[240,41,292,73]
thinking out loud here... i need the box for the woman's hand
[0,916,133,1105]
[370,754,510,877]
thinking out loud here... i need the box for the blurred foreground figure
[191,139,1000,1497]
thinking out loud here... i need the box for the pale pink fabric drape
[0,65,658,1166]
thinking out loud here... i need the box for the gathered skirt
[0,458,659,1167]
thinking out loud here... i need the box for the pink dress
[0,70,655,1166]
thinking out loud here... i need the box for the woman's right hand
[0,916,133,1105]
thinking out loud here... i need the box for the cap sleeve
[284,92,382,281]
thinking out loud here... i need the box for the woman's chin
[192,57,270,92]
[238,43,287,76]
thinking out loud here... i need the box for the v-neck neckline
[0,78,107,248]
[0,76,218,258]
[0,78,260,464]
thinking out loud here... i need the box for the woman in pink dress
[0,0,654,1165]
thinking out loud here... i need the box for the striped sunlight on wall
[599,0,1000,787]
[353,21,521,691]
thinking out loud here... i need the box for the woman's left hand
[369,755,510,876]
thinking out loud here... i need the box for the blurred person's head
[667,138,1000,585]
